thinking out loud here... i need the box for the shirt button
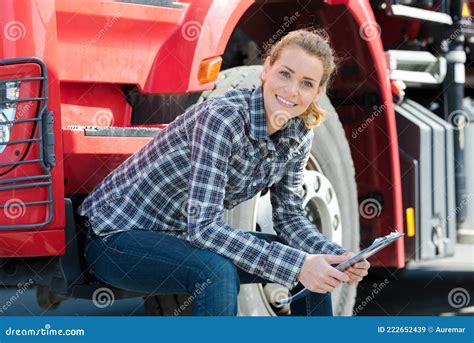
[252,181,257,186]
[232,201,237,205]
[266,157,272,162]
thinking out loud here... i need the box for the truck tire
[146,66,360,316]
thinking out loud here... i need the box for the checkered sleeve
[186,104,307,289]
[270,142,348,256]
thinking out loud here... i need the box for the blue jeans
[84,228,333,316]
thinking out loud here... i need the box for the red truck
[0,0,472,316]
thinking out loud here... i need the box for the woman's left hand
[340,252,370,285]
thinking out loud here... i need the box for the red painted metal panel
[325,0,405,268]
[0,229,64,257]
[0,0,65,256]
[62,129,158,193]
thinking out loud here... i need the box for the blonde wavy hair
[263,28,338,129]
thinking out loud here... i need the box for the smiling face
[261,45,325,134]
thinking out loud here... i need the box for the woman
[79,28,370,316]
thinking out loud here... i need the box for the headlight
[0,81,20,154]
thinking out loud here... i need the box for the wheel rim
[254,153,344,316]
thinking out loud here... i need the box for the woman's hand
[340,252,371,285]
[297,254,350,293]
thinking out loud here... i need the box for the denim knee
[196,253,240,294]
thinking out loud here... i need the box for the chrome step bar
[385,50,447,86]
[387,4,453,25]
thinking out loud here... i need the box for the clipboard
[276,231,404,307]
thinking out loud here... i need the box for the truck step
[65,125,163,137]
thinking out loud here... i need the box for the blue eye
[303,80,314,88]
[279,70,290,78]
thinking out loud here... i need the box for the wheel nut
[333,215,340,231]
[326,188,333,203]
[314,176,321,192]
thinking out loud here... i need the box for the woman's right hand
[297,254,350,293]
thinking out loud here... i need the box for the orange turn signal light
[462,1,470,18]
[406,207,415,237]
[198,56,222,84]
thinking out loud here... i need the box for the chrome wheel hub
[254,156,343,315]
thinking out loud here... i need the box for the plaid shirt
[78,86,347,289]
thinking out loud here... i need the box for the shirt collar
[248,85,269,142]
[248,85,308,145]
